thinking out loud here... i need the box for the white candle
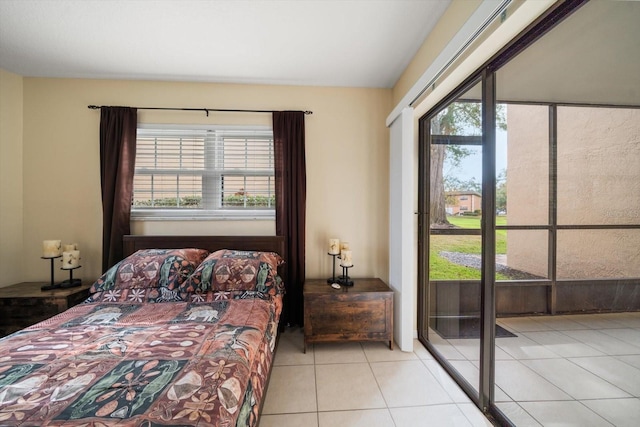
[329,238,340,255]
[340,242,350,251]
[43,240,62,258]
[61,250,80,269]
[340,250,353,267]
[63,243,78,252]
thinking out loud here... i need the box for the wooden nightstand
[303,278,393,352]
[0,282,91,337]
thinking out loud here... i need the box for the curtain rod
[88,105,312,117]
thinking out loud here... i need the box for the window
[132,125,275,219]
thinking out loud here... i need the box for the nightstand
[0,282,91,337]
[303,278,393,353]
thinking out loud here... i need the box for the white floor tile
[495,344,516,360]
[449,360,480,394]
[274,329,315,366]
[522,358,630,399]
[458,403,496,427]
[315,363,386,411]
[313,342,366,364]
[362,341,418,362]
[608,313,640,328]
[390,404,472,427]
[428,328,467,360]
[567,314,628,330]
[520,401,614,426]
[262,314,640,427]
[616,354,640,370]
[422,359,473,403]
[600,327,640,345]
[562,329,640,356]
[498,317,553,333]
[262,365,317,414]
[370,360,452,407]
[446,338,481,361]
[318,408,395,427]
[495,402,543,427]
[413,339,435,360]
[528,315,588,331]
[569,356,640,396]
[259,412,318,427]
[522,330,605,358]
[496,335,561,359]
[582,398,640,427]
[495,360,572,401]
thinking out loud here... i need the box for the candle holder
[337,264,354,287]
[327,253,339,284]
[60,265,82,288]
[41,255,62,291]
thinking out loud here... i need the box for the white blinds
[133,126,274,215]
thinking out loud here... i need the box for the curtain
[99,107,137,271]
[273,111,306,326]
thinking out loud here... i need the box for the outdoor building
[506,105,640,281]
[445,190,482,216]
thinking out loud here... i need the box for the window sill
[131,210,275,221]
[132,216,275,222]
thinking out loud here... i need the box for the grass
[430,254,482,280]
[429,215,509,280]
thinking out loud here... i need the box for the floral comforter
[0,292,281,426]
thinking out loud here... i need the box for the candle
[61,250,80,269]
[340,250,353,267]
[63,243,78,252]
[43,240,62,258]
[329,238,340,255]
[340,242,350,251]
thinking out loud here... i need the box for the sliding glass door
[418,1,640,425]
[421,79,484,400]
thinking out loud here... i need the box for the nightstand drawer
[306,299,389,335]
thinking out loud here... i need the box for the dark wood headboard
[123,235,285,260]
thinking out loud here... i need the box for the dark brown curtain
[100,107,137,271]
[273,111,306,326]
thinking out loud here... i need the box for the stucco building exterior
[506,104,640,280]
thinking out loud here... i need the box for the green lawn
[429,215,508,280]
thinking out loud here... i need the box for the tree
[444,176,482,193]
[430,102,506,226]
[430,102,480,226]
[496,169,507,213]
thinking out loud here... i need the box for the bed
[0,235,286,427]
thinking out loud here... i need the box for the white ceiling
[0,0,451,88]
[496,0,640,106]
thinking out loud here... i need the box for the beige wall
[0,69,24,287]
[19,77,390,284]
[392,0,481,107]
[507,104,640,279]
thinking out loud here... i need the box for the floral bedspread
[0,293,281,426]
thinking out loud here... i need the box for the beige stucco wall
[18,78,391,284]
[507,104,640,279]
[0,69,24,287]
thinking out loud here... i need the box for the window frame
[131,123,276,221]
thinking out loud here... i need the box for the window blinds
[133,127,274,217]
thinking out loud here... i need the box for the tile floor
[261,328,493,427]
[428,312,640,426]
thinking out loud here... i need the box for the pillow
[90,248,210,294]
[179,249,284,297]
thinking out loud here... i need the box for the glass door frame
[417,2,588,424]
[417,69,496,411]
